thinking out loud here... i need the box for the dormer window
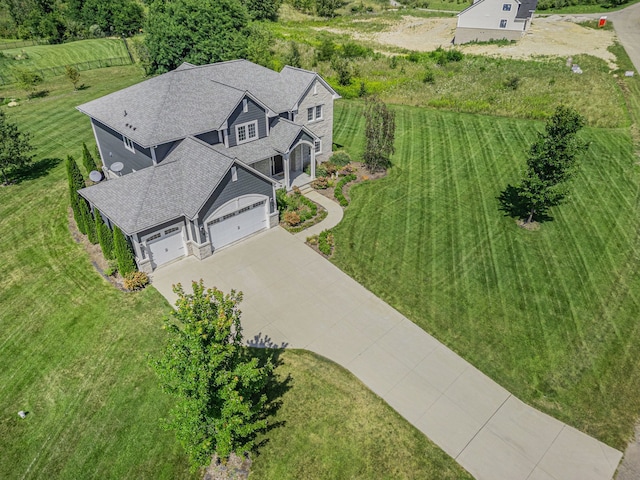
[235,120,258,145]
[123,136,135,153]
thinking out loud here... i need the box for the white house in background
[455,0,538,45]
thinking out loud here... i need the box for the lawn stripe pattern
[333,100,640,448]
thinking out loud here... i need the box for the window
[307,105,323,123]
[164,227,179,235]
[235,120,258,145]
[231,166,238,182]
[314,138,322,154]
[146,233,161,242]
[500,19,508,28]
[123,136,135,153]
[242,98,248,113]
[502,3,511,10]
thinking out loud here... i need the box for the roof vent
[124,110,127,117]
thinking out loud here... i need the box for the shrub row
[318,230,334,256]
[334,174,357,207]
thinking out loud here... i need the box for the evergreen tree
[65,155,87,234]
[81,198,98,244]
[113,225,136,275]
[153,281,273,468]
[81,142,98,176]
[95,208,115,260]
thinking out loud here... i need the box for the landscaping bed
[276,187,327,232]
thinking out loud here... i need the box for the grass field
[331,99,640,449]
[0,66,470,479]
[1,38,129,69]
[270,16,627,128]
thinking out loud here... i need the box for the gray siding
[295,130,314,146]
[155,140,180,163]
[227,97,267,148]
[93,119,153,175]
[195,130,222,146]
[198,165,274,226]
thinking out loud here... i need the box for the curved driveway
[152,218,621,480]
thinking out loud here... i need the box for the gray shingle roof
[77,60,334,147]
[79,138,238,234]
[516,0,538,19]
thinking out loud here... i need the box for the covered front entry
[207,195,269,251]
[144,225,186,269]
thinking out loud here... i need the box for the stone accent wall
[269,211,279,228]
[187,240,213,260]
[296,79,335,164]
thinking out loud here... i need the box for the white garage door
[146,225,186,268]
[208,197,268,251]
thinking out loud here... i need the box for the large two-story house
[77,60,340,273]
[455,0,538,45]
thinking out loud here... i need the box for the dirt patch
[325,14,618,68]
[203,453,251,480]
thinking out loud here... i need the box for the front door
[272,155,283,175]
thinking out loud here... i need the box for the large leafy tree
[241,0,281,21]
[152,281,272,468]
[518,105,588,223]
[363,96,396,172]
[144,0,250,74]
[0,109,33,185]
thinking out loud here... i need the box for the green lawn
[1,38,129,70]
[332,99,640,449]
[0,67,471,479]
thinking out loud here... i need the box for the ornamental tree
[0,110,34,185]
[518,105,588,223]
[363,96,396,172]
[152,280,272,468]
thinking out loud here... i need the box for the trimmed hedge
[113,225,136,276]
[334,174,357,207]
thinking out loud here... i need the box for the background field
[0,66,470,479]
[332,99,640,449]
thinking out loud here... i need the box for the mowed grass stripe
[2,39,128,70]
[332,100,640,446]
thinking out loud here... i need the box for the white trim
[307,105,324,123]
[235,120,258,145]
[314,138,322,155]
[231,165,238,182]
[123,136,135,153]
[242,98,248,113]
[150,146,157,165]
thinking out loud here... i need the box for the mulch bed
[203,453,251,480]
[312,162,387,205]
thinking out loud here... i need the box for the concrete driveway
[152,227,621,480]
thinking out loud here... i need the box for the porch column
[310,146,316,180]
[284,153,291,190]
